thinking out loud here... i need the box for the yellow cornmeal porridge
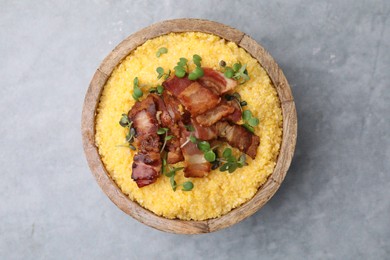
[95,32,282,220]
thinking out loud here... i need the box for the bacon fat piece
[152,93,184,164]
[128,96,162,187]
[195,100,241,126]
[198,68,237,95]
[163,77,220,116]
[215,122,260,159]
[179,123,211,178]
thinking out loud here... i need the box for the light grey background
[1,0,389,259]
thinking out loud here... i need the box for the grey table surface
[1,0,389,259]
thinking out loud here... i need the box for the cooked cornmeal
[95,32,283,220]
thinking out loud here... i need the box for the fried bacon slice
[179,123,211,178]
[128,96,162,187]
[132,153,161,187]
[224,100,242,123]
[198,68,237,95]
[195,100,241,126]
[215,121,260,159]
[192,119,217,140]
[163,77,220,116]
[152,93,184,164]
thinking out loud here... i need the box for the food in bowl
[95,32,282,220]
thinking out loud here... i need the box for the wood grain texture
[81,18,297,234]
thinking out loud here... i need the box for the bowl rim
[81,18,297,234]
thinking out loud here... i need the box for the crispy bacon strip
[128,96,161,187]
[192,119,217,140]
[177,82,220,116]
[132,153,161,187]
[163,76,220,116]
[224,100,242,123]
[152,93,184,164]
[198,68,237,95]
[215,121,260,159]
[179,123,211,177]
[195,100,242,126]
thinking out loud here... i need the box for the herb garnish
[189,136,217,163]
[156,67,171,80]
[118,114,136,150]
[242,110,259,133]
[161,163,194,191]
[188,54,204,80]
[157,128,174,153]
[174,58,188,78]
[149,85,164,95]
[184,124,195,132]
[156,47,168,57]
[219,148,248,173]
[220,61,250,84]
[132,77,143,101]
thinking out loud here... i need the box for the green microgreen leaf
[222,148,232,159]
[228,163,238,173]
[174,66,186,78]
[182,181,194,191]
[157,85,164,94]
[204,150,216,162]
[242,110,252,121]
[149,87,157,93]
[157,128,168,135]
[242,123,254,133]
[156,67,170,80]
[162,158,167,175]
[224,67,234,78]
[189,135,198,143]
[170,176,177,191]
[177,58,188,67]
[222,62,250,84]
[248,117,260,127]
[242,109,259,130]
[156,47,168,57]
[193,54,202,67]
[133,87,143,98]
[119,114,130,127]
[219,163,230,172]
[185,124,195,132]
[233,63,242,72]
[164,69,171,80]
[197,141,211,152]
[188,66,204,80]
[165,135,174,141]
[132,77,143,100]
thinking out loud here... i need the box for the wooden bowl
[81,19,297,234]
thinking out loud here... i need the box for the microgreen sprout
[149,85,164,95]
[132,77,143,101]
[174,57,188,78]
[188,54,204,80]
[222,62,250,84]
[218,148,248,173]
[157,128,174,153]
[162,165,194,191]
[156,47,168,57]
[189,137,217,163]
[156,67,171,80]
[118,114,136,150]
[242,110,259,133]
